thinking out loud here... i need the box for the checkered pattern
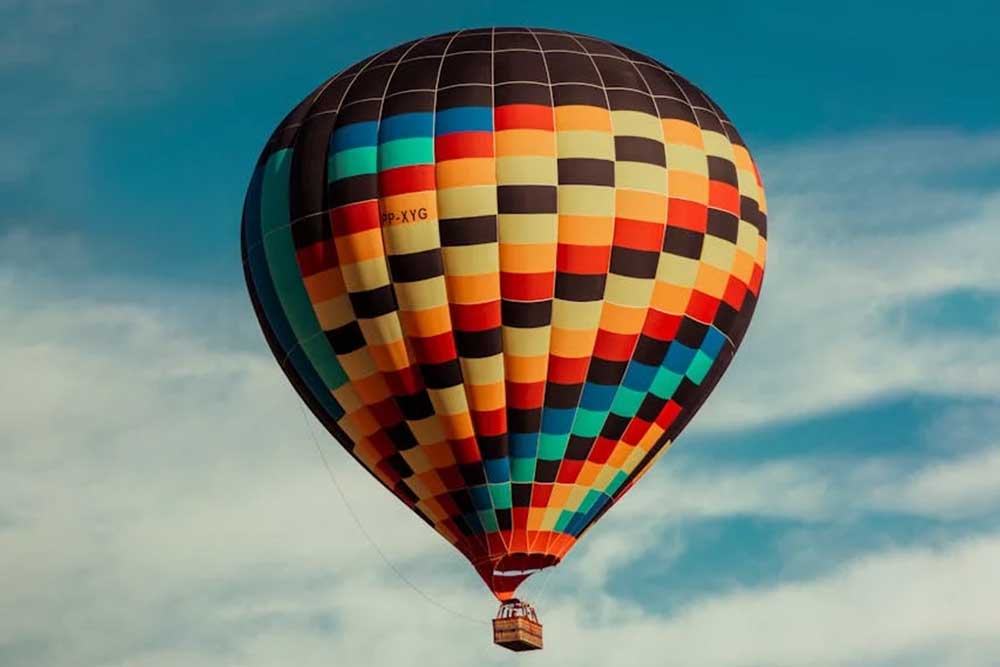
[242,27,767,600]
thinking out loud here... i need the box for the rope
[297,403,489,626]
[533,565,557,609]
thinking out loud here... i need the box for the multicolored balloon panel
[242,28,767,600]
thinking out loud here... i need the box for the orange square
[435,410,475,440]
[650,282,692,314]
[436,158,496,188]
[557,215,614,245]
[554,105,612,132]
[467,381,505,412]
[615,188,667,223]
[352,372,391,405]
[661,119,703,147]
[334,227,385,264]
[695,262,729,298]
[599,302,647,333]
[444,272,501,303]
[577,461,603,486]
[353,437,382,469]
[399,303,452,338]
[503,354,548,383]
[367,338,412,373]
[303,268,346,303]
[549,483,573,508]
[499,242,557,273]
[425,441,456,469]
[668,171,709,203]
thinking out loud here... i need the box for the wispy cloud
[698,130,1000,431]
[4,119,1000,666]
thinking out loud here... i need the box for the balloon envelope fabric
[242,27,767,600]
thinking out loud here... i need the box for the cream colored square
[558,185,615,217]
[565,485,588,509]
[401,448,434,475]
[604,273,654,307]
[441,244,500,276]
[436,185,498,219]
[394,276,448,311]
[555,130,615,159]
[736,220,759,254]
[428,384,471,416]
[656,254,699,287]
[701,130,735,160]
[313,294,354,331]
[502,326,551,356]
[551,299,603,328]
[614,161,668,195]
[496,156,557,185]
[498,214,558,243]
[664,143,709,175]
[541,506,563,531]
[383,221,441,255]
[357,312,404,344]
[593,466,617,489]
[460,355,505,385]
[340,256,390,293]
[337,347,377,380]
[331,384,363,413]
[408,416,445,445]
[611,110,663,140]
[701,235,736,271]
[737,167,761,202]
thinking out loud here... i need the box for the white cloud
[543,533,1000,667]
[695,131,1000,432]
[4,129,1000,666]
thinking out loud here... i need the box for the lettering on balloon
[380,207,429,225]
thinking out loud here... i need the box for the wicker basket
[492,600,543,651]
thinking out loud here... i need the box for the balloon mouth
[476,553,559,601]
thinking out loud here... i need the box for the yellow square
[701,235,736,272]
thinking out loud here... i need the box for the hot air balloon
[241,27,766,651]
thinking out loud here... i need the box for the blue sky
[3,1,1000,666]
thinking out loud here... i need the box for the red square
[708,181,740,214]
[547,355,589,384]
[686,290,720,322]
[589,436,617,464]
[435,132,493,160]
[557,243,610,274]
[295,239,338,277]
[622,417,652,445]
[722,276,748,309]
[749,264,764,295]
[378,164,436,196]
[668,198,708,233]
[592,330,636,362]
[613,217,664,252]
[556,459,584,484]
[656,400,682,429]
[453,437,481,464]
[500,271,554,301]
[410,331,457,365]
[530,484,553,507]
[383,365,422,397]
[473,408,507,436]
[494,104,554,131]
[506,381,545,408]
[642,309,682,340]
[330,200,380,236]
[450,301,501,330]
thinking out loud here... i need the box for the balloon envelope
[242,27,767,599]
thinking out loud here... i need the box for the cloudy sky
[3,1,999,665]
